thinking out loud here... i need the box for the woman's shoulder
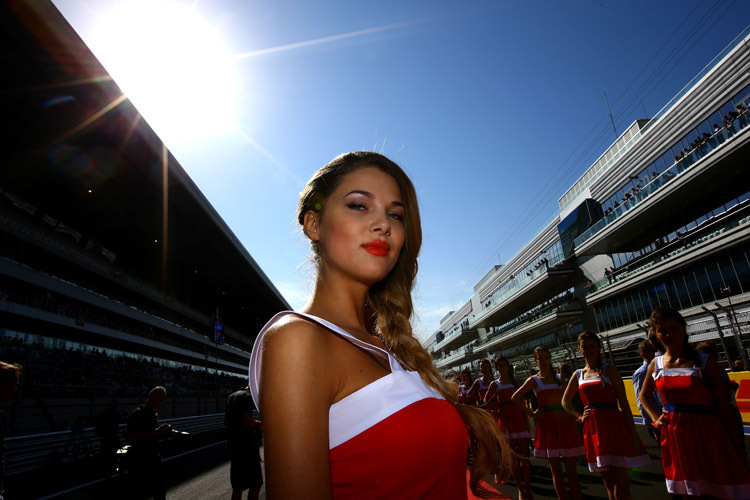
[261,314,335,353]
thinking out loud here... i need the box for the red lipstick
[362,239,390,257]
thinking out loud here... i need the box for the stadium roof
[0,1,290,342]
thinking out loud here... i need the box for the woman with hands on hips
[562,331,649,500]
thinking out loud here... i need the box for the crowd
[453,306,748,500]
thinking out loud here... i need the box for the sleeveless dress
[653,353,750,499]
[532,375,584,458]
[576,366,650,472]
[249,311,470,499]
[494,382,530,440]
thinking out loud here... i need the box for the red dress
[494,383,530,440]
[532,375,584,458]
[576,367,650,472]
[249,312,470,499]
[653,354,750,499]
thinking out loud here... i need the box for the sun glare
[92,1,237,144]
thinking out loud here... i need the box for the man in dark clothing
[225,387,263,500]
[126,386,171,500]
[0,362,21,500]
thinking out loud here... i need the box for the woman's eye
[346,202,366,211]
[388,212,404,221]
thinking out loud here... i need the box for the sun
[91,0,238,145]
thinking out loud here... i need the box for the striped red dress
[249,311,470,499]
[653,353,750,499]
[576,366,650,472]
[532,375,585,458]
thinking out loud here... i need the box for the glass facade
[594,242,750,332]
[575,82,750,248]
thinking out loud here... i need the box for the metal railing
[5,413,225,476]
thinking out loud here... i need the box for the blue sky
[53,0,750,341]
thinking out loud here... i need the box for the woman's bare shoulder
[261,314,333,356]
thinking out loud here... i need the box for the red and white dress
[493,382,530,440]
[653,353,750,499]
[576,367,650,472]
[249,312,470,499]
[532,375,584,458]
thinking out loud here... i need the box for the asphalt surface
[37,424,750,500]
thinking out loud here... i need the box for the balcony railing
[586,206,750,295]
[435,344,474,367]
[575,114,750,249]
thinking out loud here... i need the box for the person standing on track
[639,307,750,499]
[126,386,171,500]
[513,346,584,500]
[225,386,263,500]
[485,356,532,499]
[563,331,650,500]
[248,152,511,499]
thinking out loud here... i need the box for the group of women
[247,151,747,500]
[459,308,749,500]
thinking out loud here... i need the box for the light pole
[716,286,748,369]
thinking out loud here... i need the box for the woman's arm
[259,320,338,500]
[638,361,663,426]
[561,371,583,421]
[512,377,539,417]
[483,380,499,406]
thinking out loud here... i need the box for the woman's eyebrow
[344,190,404,208]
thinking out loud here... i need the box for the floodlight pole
[701,306,732,367]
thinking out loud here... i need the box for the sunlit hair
[532,346,560,386]
[578,330,605,385]
[494,356,518,388]
[0,361,22,386]
[650,306,700,366]
[298,152,510,497]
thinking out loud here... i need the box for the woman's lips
[362,239,390,257]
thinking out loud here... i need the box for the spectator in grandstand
[639,307,749,498]
[484,357,532,498]
[126,386,171,500]
[513,347,584,500]
[605,268,612,285]
[0,362,21,500]
[225,387,263,500]
[632,339,662,442]
[95,399,123,475]
[563,332,649,500]
[248,152,511,499]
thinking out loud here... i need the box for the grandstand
[0,0,289,439]
[425,24,750,414]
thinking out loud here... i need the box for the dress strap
[248,311,394,409]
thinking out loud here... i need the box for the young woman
[485,357,532,500]
[562,331,650,500]
[248,152,511,499]
[469,359,495,408]
[639,307,749,499]
[513,346,584,500]
[458,368,476,405]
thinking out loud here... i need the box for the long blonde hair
[299,152,511,497]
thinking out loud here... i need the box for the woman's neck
[303,273,370,335]
[498,372,510,384]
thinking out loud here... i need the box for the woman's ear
[303,210,320,241]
